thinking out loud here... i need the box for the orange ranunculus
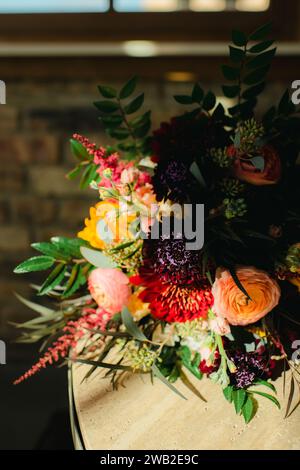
[212,266,281,326]
[230,145,281,186]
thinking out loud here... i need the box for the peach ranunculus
[88,268,131,314]
[229,145,281,186]
[212,267,281,326]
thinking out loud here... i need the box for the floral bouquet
[13,24,300,424]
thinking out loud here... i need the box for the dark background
[0,0,299,450]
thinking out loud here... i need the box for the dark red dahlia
[131,266,213,323]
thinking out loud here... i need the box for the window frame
[0,0,298,42]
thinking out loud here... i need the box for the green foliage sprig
[95,76,152,157]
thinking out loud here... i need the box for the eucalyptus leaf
[121,307,147,341]
[80,246,117,269]
[249,156,265,171]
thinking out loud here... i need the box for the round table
[71,363,300,450]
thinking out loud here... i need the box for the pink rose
[88,268,131,314]
[212,266,281,326]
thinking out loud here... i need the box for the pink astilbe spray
[72,133,151,189]
[14,307,111,385]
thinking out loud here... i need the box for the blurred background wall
[0,0,299,449]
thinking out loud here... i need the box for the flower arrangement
[13,24,300,424]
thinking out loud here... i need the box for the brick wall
[0,78,286,338]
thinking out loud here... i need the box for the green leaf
[152,364,187,400]
[130,110,151,128]
[232,388,247,414]
[192,83,204,103]
[242,395,255,423]
[242,82,265,100]
[249,40,274,54]
[31,242,65,260]
[80,246,117,268]
[67,165,82,180]
[70,139,90,161]
[98,85,117,99]
[250,156,265,171]
[14,256,55,274]
[223,385,234,403]
[262,106,276,126]
[121,307,147,341]
[243,65,270,85]
[94,100,119,113]
[76,358,131,371]
[38,263,67,296]
[51,237,87,259]
[285,376,295,418]
[249,22,272,41]
[80,163,98,189]
[222,65,240,81]
[250,390,281,409]
[190,161,206,188]
[133,121,151,138]
[119,76,137,100]
[232,29,247,47]
[254,379,276,393]
[229,46,245,63]
[213,103,225,120]
[124,93,144,114]
[222,85,240,98]
[203,91,216,111]
[63,264,85,298]
[109,127,130,140]
[174,95,194,105]
[14,293,55,317]
[100,115,123,127]
[278,89,292,115]
[180,370,206,402]
[246,48,276,70]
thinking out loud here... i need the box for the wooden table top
[72,363,300,450]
